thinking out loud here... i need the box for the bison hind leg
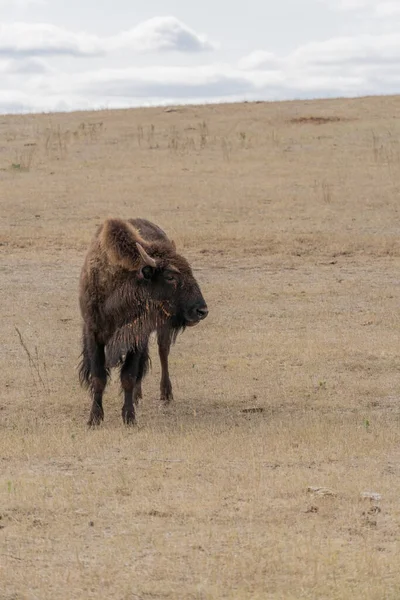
[79,328,109,427]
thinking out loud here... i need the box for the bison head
[100,218,208,328]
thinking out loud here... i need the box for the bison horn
[136,243,157,268]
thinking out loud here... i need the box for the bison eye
[164,272,176,283]
[142,266,154,280]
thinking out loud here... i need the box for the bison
[78,217,208,427]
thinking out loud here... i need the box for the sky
[0,0,400,114]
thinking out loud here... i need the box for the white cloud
[77,65,260,100]
[111,17,216,53]
[238,51,282,70]
[0,17,215,59]
[238,33,400,86]
[0,23,103,57]
[0,56,51,74]
[290,33,400,66]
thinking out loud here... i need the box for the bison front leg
[132,344,150,405]
[157,326,173,404]
[120,350,141,425]
[133,380,143,405]
[88,341,108,427]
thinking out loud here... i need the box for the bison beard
[78,217,208,427]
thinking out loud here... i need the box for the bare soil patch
[289,116,346,125]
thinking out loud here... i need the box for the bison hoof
[122,408,136,426]
[133,390,142,405]
[160,379,173,404]
[160,392,173,405]
[88,408,104,428]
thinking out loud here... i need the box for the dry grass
[1,95,400,599]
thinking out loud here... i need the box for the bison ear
[170,239,176,251]
[100,219,148,271]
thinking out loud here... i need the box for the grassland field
[1,94,400,599]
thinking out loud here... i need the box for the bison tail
[78,332,91,389]
[78,355,91,388]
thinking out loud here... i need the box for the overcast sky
[1,0,399,114]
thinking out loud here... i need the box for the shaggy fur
[78,217,208,426]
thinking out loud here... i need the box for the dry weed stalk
[15,326,50,395]
[12,145,37,172]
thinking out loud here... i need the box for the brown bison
[79,218,208,426]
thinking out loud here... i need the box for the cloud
[111,17,216,53]
[238,51,282,71]
[237,33,400,95]
[0,23,104,57]
[0,17,215,59]
[78,65,256,99]
[0,56,51,74]
[290,33,400,66]
[0,63,290,114]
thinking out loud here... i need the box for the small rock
[241,407,264,413]
[360,492,382,502]
[362,506,381,516]
[307,486,337,497]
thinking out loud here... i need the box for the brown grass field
[1,95,400,599]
